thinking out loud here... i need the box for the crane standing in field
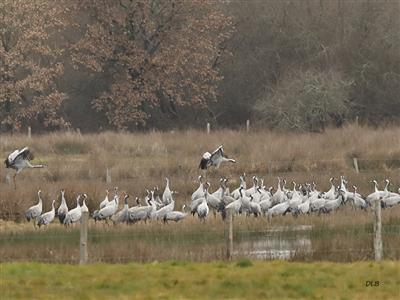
[4,147,46,189]
[25,190,43,228]
[37,200,56,228]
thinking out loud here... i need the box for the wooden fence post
[206,122,210,134]
[28,126,31,138]
[106,168,112,183]
[353,158,359,173]
[226,213,233,260]
[246,119,250,132]
[373,198,382,261]
[80,211,89,265]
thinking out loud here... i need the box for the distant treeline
[0,0,399,132]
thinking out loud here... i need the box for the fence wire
[1,219,399,263]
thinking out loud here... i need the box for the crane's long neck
[340,181,347,192]
[166,178,170,189]
[384,181,389,192]
[220,186,225,198]
[374,182,378,193]
[27,161,44,168]
[240,176,246,189]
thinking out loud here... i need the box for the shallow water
[0,222,399,263]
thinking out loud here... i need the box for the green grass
[1,261,399,299]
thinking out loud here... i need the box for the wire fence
[1,204,399,264]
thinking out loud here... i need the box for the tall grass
[0,125,399,263]
[0,125,399,220]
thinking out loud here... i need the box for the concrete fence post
[246,119,250,132]
[28,126,31,138]
[206,122,210,134]
[373,198,383,261]
[80,211,89,265]
[226,213,233,260]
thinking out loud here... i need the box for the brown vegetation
[0,125,399,220]
[0,125,399,262]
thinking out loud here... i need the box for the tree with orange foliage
[0,0,70,132]
[72,0,233,129]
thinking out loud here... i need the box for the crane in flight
[4,147,46,189]
[199,146,236,170]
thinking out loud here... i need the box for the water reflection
[236,226,313,260]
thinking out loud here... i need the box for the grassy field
[0,125,399,263]
[1,261,399,299]
[1,125,399,220]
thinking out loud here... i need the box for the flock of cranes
[24,175,400,228]
[189,175,400,219]
[5,145,400,227]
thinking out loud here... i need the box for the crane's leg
[13,173,17,190]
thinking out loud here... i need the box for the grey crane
[64,195,82,226]
[192,175,205,201]
[196,184,209,221]
[128,191,155,223]
[93,190,111,221]
[249,195,262,217]
[163,205,187,223]
[245,176,258,197]
[98,194,119,221]
[26,190,43,227]
[231,174,247,200]
[4,147,46,189]
[321,191,344,213]
[271,178,287,205]
[366,180,387,205]
[80,194,89,213]
[162,177,173,205]
[199,146,236,170]
[322,177,336,200]
[99,189,110,209]
[57,189,68,224]
[267,195,290,219]
[156,197,175,220]
[225,187,244,215]
[382,188,400,208]
[351,186,367,210]
[112,195,130,224]
[37,200,56,227]
[383,179,399,197]
[190,196,205,216]
[295,196,311,216]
